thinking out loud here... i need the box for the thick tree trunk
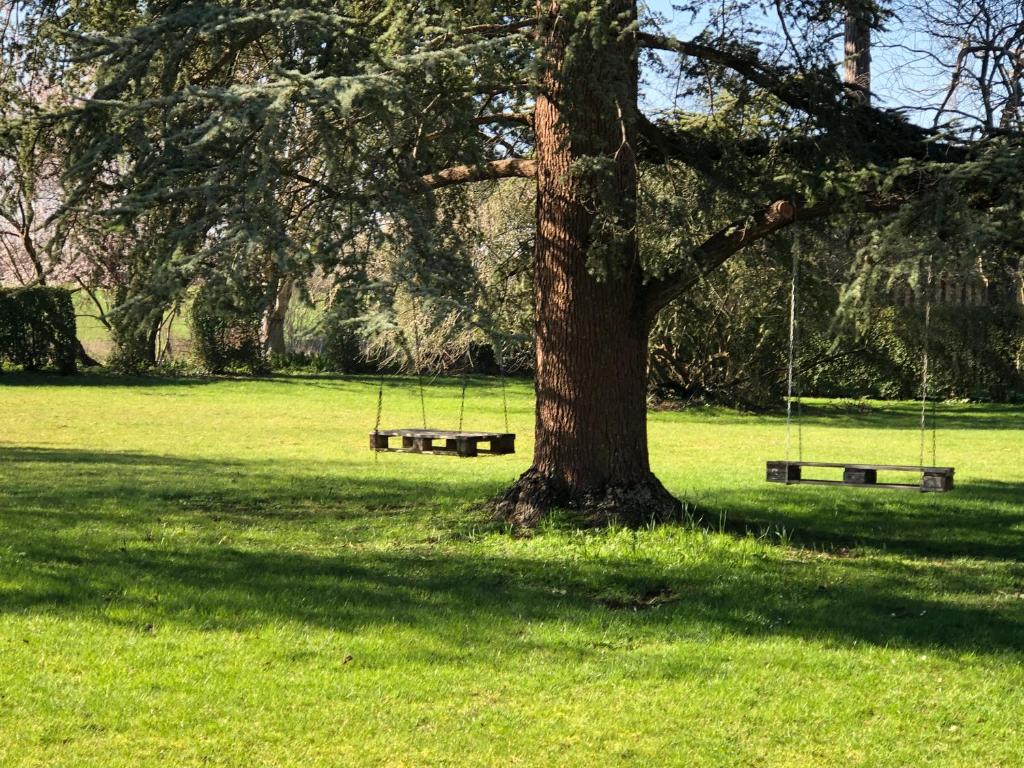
[498,0,680,527]
[263,278,293,357]
[844,5,871,103]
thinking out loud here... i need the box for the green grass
[1,374,1022,767]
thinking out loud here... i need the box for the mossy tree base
[495,467,682,529]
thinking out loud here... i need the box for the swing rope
[785,247,803,464]
[457,350,469,432]
[374,374,385,434]
[498,340,510,434]
[919,258,937,468]
[458,339,510,434]
[372,372,385,462]
[411,295,427,429]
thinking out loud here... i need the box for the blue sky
[638,0,951,123]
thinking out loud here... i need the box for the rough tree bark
[497,0,681,527]
[844,3,871,103]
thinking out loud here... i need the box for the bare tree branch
[420,158,536,190]
[637,31,832,117]
[644,199,846,318]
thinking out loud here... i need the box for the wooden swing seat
[766,461,954,492]
[370,428,515,457]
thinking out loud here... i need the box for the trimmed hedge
[0,286,77,374]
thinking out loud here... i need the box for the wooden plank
[843,467,877,485]
[766,461,801,483]
[373,427,514,440]
[369,428,515,457]
[922,471,955,492]
[489,434,516,455]
[456,436,479,458]
[411,436,433,452]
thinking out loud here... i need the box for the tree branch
[459,20,537,37]
[637,31,833,117]
[643,199,838,318]
[637,104,970,170]
[420,158,536,190]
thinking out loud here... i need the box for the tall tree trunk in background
[75,340,100,367]
[22,229,46,284]
[844,3,871,103]
[499,0,680,527]
[263,278,293,357]
[145,315,161,365]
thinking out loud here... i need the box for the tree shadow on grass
[685,480,1024,561]
[0,445,507,530]
[1,445,1022,659]
[0,371,217,388]
[1,526,1021,660]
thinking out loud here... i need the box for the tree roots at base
[494,468,683,529]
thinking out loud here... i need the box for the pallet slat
[772,460,954,472]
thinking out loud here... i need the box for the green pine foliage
[8,0,1020,401]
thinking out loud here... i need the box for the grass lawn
[1,373,1022,767]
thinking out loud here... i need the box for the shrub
[318,291,372,373]
[190,283,267,375]
[106,314,157,373]
[320,311,363,373]
[806,306,1024,402]
[0,286,77,374]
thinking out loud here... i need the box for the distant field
[1,374,1022,766]
[72,291,195,364]
[70,291,328,364]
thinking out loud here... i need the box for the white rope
[785,248,799,465]
[919,258,934,468]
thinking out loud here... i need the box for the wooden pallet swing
[370,428,514,457]
[766,461,954,492]
[765,251,955,493]
[369,309,515,459]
